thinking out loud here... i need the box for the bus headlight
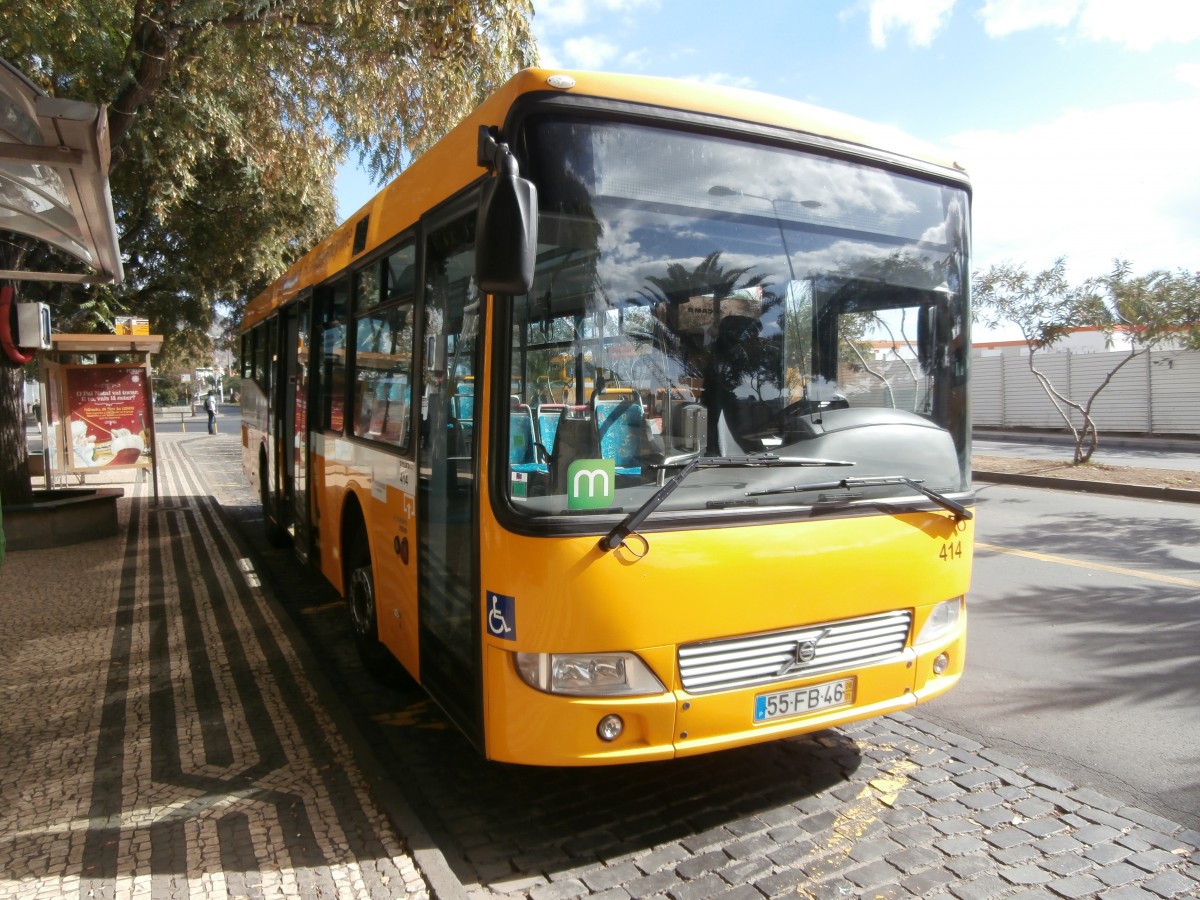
[915,597,963,647]
[514,652,665,696]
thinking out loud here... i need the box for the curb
[974,429,1200,453]
[973,469,1200,504]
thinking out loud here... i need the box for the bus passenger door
[262,314,290,541]
[311,277,351,579]
[285,297,312,559]
[417,210,485,750]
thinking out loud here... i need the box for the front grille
[677,610,913,694]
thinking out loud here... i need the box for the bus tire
[347,545,392,677]
[259,452,289,548]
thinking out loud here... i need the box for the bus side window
[353,299,414,450]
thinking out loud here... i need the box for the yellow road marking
[796,754,919,897]
[977,542,1200,589]
[372,702,449,730]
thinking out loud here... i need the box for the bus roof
[241,68,966,331]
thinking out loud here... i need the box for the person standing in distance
[204,390,218,434]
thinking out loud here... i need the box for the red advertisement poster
[63,364,152,470]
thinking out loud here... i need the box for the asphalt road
[150,405,232,434]
[922,481,1200,831]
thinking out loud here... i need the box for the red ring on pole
[0,286,36,365]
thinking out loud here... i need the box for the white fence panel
[1004,354,1075,429]
[972,357,1003,425]
[1069,352,1151,433]
[970,348,1200,435]
[1150,351,1200,434]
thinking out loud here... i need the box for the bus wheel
[347,553,391,676]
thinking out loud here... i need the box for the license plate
[754,678,855,722]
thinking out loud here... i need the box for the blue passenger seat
[510,403,547,475]
[594,392,645,476]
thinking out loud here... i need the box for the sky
[335,0,1200,298]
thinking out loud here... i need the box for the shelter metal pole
[145,352,160,504]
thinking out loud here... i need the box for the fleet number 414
[939,540,963,561]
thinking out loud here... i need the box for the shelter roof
[0,58,123,284]
[51,333,162,355]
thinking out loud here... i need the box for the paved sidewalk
[0,433,429,899]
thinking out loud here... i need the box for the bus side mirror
[476,126,538,296]
[917,291,951,373]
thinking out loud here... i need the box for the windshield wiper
[599,454,854,553]
[746,475,973,521]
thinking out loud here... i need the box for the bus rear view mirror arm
[476,125,538,295]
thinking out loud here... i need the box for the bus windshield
[502,117,970,521]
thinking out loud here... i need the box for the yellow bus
[240,69,973,766]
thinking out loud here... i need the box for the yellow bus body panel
[480,511,971,766]
[367,468,420,678]
[312,448,345,593]
[311,442,421,679]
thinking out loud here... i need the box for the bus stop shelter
[36,333,165,501]
[2,56,127,556]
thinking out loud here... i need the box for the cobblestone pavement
[0,433,429,899]
[4,432,1199,900]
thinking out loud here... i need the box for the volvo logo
[777,628,831,676]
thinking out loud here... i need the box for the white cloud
[1078,0,1200,50]
[562,36,621,69]
[868,0,957,48]
[979,0,1080,37]
[537,42,563,69]
[534,0,592,30]
[948,97,1200,280]
[979,0,1200,49]
[619,48,652,70]
[1178,63,1200,88]
[534,0,660,32]
[533,0,660,72]
[605,0,661,12]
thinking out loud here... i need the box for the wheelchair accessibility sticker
[486,591,516,641]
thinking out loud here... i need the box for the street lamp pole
[708,184,814,282]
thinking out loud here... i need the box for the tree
[639,251,769,341]
[974,258,1200,464]
[0,0,536,503]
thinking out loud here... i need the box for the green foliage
[155,327,216,386]
[153,377,192,407]
[639,251,766,308]
[976,258,1200,352]
[0,0,536,336]
[1081,261,1200,351]
[0,0,535,500]
[972,257,1094,349]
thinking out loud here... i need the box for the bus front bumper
[484,633,964,766]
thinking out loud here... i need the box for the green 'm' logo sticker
[567,459,615,510]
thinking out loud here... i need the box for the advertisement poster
[62,364,152,470]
